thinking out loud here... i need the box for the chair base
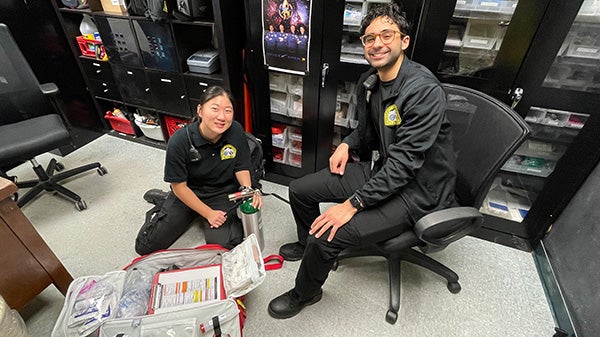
[15,158,107,210]
[335,247,461,324]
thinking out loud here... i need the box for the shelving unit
[50,0,245,148]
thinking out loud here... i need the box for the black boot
[268,289,322,319]
[143,189,168,205]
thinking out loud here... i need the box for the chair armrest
[39,83,59,96]
[414,207,483,246]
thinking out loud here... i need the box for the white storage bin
[462,19,500,50]
[476,0,502,12]
[343,3,364,26]
[271,124,288,148]
[288,147,302,167]
[455,0,476,10]
[272,146,288,164]
[500,0,518,14]
[269,72,288,92]
[135,120,165,141]
[270,91,288,115]
[524,107,547,123]
[288,94,303,119]
[566,23,600,59]
[287,75,303,96]
[578,0,598,16]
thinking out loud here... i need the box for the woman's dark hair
[359,2,412,36]
[193,85,236,122]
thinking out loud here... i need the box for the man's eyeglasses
[359,29,403,47]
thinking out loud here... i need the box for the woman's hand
[206,209,228,228]
[251,190,262,209]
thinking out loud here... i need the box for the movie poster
[262,0,312,74]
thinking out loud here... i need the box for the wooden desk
[0,177,73,309]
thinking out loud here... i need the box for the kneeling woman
[135,86,261,255]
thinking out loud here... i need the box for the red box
[105,113,135,135]
[164,115,192,137]
[76,36,106,59]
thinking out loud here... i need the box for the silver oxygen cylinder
[237,198,264,251]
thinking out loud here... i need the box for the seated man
[268,3,457,319]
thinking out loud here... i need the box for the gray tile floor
[10,135,556,337]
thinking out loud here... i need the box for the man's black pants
[289,162,412,300]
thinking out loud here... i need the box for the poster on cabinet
[262,0,312,75]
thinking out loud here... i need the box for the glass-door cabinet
[474,0,600,250]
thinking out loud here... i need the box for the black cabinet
[51,0,245,147]
[245,0,600,253]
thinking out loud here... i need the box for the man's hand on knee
[309,201,357,242]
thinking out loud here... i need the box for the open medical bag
[51,234,282,337]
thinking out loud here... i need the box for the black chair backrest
[0,23,52,126]
[442,83,530,209]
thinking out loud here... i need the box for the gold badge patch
[220,144,237,160]
[384,104,401,126]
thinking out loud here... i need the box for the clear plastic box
[272,146,287,164]
[269,72,288,92]
[524,107,547,123]
[454,0,476,11]
[270,91,288,115]
[343,3,364,26]
[288,148,302,167]
[462,19,500,50]
[287,75,303,96]
[271,124,287,148]
[500,0,518,14]
[287,94,303,119]
[476,0,502,12]
[566,23,600,59]
[578,0,598,16]
[542,109,570,127]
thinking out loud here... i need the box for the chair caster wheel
[385,309,398,324]
[332,261,339,271]
[55,162,65,171]
[75,200,87,211]
[447,281,461,294]
[97,166,108,175]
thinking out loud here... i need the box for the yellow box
[100,0,128,15]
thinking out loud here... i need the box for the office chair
[0,23,107,211]
[333,83,530,324]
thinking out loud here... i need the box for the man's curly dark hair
[359,2,412,36]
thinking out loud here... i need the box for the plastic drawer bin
[462,19,500,50]
[164,115,191,137]
[105,113,135,135]
[135,120,165,141]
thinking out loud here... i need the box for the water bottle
[237,198,264,251]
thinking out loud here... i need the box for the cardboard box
[100,0,128,15]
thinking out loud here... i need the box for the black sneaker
[279,242,305,261]
[143,189,168,205]
[268,289,323,319]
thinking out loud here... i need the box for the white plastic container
[135,120,165,141]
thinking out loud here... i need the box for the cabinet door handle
[321,63,329,88]
[510,87,524,109]
[96,70,101,74]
